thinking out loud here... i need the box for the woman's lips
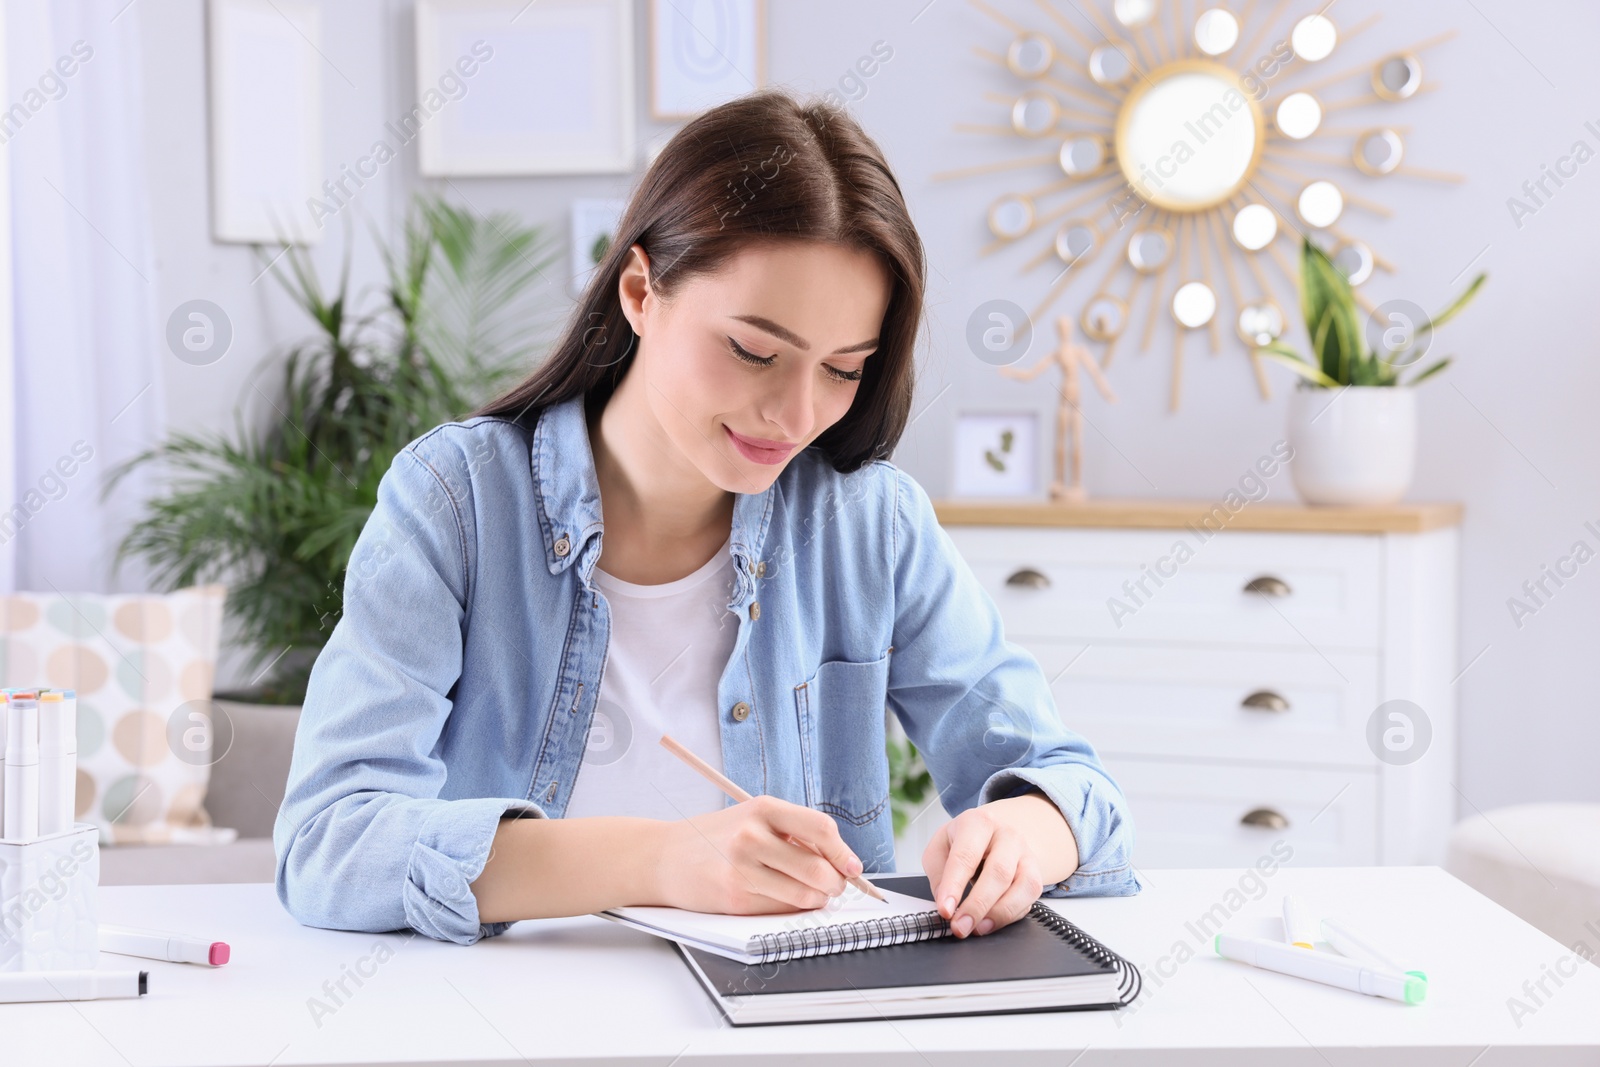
[724,425,796,464]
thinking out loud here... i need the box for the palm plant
[1261,236,1486,388]
[108,196,558,704]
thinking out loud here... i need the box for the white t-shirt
[562,535,740,822]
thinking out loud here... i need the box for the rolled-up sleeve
[885,467,1139,898]
[273,442,547,945]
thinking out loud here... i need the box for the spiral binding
[749,902,1142,1006]
[751,908,951,963]
[1028,902,1144,1007]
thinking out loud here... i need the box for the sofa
[98,699,300,886]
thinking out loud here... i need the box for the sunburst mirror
[941,1,1461,410]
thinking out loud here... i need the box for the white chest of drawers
[930,499,1462,871]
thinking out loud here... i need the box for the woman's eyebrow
[731,314,878,355]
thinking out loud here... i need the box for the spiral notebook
[597,879,950,965]
[606,874,1142,1025]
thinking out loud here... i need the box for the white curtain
[2,0,165,595]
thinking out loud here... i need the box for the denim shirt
[274,393,1140,945]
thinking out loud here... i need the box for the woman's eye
[729,337,863,383]
[728,338,776,366]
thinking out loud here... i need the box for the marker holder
[0,823,100,971]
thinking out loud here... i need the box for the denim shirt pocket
[793,655,892,827]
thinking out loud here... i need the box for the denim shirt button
[755,561,767,577]
[731,701,750,722]
[553,535,571,557]
[749,600,761,621]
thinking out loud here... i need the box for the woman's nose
[764,364,817,442]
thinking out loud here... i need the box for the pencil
[658,733,888,902]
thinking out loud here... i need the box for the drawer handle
[1243,575,1292,598]
[1005,567,1052,590]
[1240,807,1290,831]
[1241,690,1291,713]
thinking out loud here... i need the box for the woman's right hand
[652,795,865,914]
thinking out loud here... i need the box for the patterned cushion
[1,585,227,844]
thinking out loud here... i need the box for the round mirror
[1194,9,1240,56]
[1089,42,1135,87]
[1297,180,1344,228]
[988,194,1034,239]
[1113,0,1156,28]
[1231,203,1277,251]
[1275,92,1322,140]
[1012,92,1061,137]
[1059,134,1108,177]
[1353,128,1404,176]
[1172,282,1217,328]
[1127,227,1175,273]
[1291,15,1338,61]
[1237,302,1285,346]
[1006,32,1055,79]
[1331,240,1375,285]
[1373,53,1423,100]
[1054,220,1097,264]
[1116,61,1263,211]
[1082,293,1129,341]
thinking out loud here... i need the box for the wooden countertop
[932,498,1464,534]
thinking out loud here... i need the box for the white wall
[136,0,1600,811]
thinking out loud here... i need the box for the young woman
[274,90,1138,949]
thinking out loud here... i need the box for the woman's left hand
[923,790,1080,938]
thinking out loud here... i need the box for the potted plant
[1260,237,1486,505]
[887,723,935,866]
[108,196,557,710]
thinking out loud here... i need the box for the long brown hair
[470,88,925,473]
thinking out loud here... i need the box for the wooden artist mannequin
[999,316,1117,502]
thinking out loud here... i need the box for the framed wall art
[415,0,635,175]
[208,0,323,243]
[648,0,765,119]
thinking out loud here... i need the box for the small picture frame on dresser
[951,411,1042,500]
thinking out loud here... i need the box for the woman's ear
[617,243,652,334]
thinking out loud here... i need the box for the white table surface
[10,866,1600,1066]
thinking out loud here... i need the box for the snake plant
[1261,236,1485,388]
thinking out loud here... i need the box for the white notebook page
[600,882,942,957]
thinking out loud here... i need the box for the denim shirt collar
[530,393,776,608]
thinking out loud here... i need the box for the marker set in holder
[0,689,99,972]
[2,689,79,840]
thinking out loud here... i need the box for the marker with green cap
[1214,932,1427,1004]
[1321,917,1426,983]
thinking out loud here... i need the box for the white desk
[11,867,1600,1066]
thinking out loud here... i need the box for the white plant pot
[1286,384,1417,505]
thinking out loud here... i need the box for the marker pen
[1215,933,1427,1004]
[38,691,73,836]
[4,693,39,840]
[1282,894,1317,949]
[100,924,231,966]
[0,969,148,1003]
[61,689,79,828]
[1322,917,1427,982]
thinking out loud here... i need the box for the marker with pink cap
[100,924,231,967]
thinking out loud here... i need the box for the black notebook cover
[676,874,1141,1023]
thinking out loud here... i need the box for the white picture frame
[207,0,323,244]
[951,412,1041,500]
[569,198,629,299]
[415,0,635,176]
[648,0,765,119]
